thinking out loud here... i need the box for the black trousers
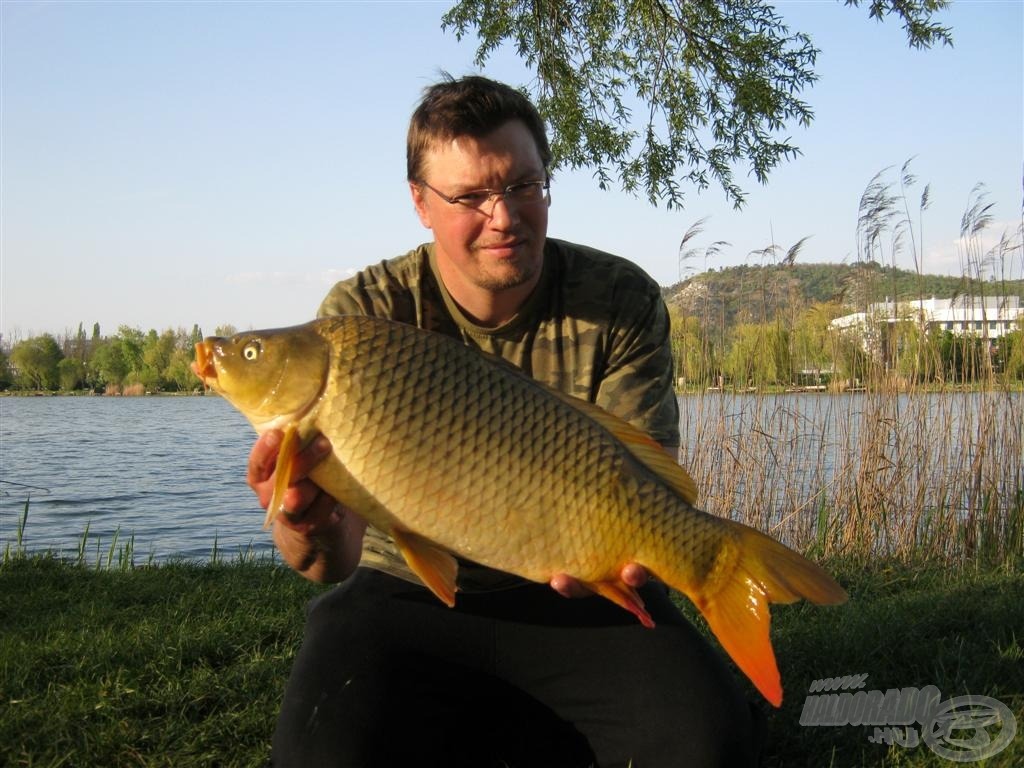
[272,568,762,767]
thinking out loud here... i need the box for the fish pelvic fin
[581,578,655,628]
[691,520,848,708]
[264,424,300,529]
[391,527,459,607]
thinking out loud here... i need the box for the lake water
[2,391,1020,562]
[0,395,267,562]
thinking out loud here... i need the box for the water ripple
[1,396,273,562]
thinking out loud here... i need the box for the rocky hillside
[662,260,1024,326]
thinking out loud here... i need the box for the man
[248,75,761,767]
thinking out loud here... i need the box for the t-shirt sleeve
[316,252,423,322]
[594,288,680,448]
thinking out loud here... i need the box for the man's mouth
[477,238,525,257]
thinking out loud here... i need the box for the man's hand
[247,430,365,582]
[549,563,649,598]
[247,430,334,518]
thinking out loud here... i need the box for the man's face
[410,119,549,300]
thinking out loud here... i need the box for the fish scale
[193,314,847,706]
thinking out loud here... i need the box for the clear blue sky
[2,0,1021,340]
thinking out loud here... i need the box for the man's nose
[485,193,517,224]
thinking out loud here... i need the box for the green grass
[1,555,1020,767]
[0,555,326,768]
[745,561,1024,767]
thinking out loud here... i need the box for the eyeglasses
[418,178,550,212]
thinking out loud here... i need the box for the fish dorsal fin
[469,344,699,506]
[390,527,459,607]
[548,389,699,506]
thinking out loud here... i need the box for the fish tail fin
[686,519,847,708]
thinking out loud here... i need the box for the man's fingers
[247,431,333,512]
[273,479,323,519]
[247,430,283,487]
[548,573,581,598]
[620,562,649,588]
[550,564,650,599]
[277,491,341,535]
[288,434,333,481]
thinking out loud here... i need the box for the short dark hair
[406,75,551,182]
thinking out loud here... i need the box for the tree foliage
[1,325,207,393]
[724,321,789,386]
[666,261,1024,330]
[10,335,63,390]
[0,349,12,390]
[663,259,1022,388]
[442,0,951,208]
[668,308,719,387]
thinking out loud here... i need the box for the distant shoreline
[3,384,1023,397]
[0,390,210,397]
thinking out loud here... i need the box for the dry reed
[675,166,1023,569]
[679,385,1022,568]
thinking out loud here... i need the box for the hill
[662,260,1024,327]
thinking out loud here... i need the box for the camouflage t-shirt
[318,237,680,590]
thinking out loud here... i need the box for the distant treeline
[663,260,1024,388]
[0,323,242,394]
[3,261,1024,393]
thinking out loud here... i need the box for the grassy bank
[1,554,1020,767]
[0,556,325,768]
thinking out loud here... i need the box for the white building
[831,295,1023,341]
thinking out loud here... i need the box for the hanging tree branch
[441,0,952,209]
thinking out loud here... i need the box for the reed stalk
[674,167,1023,570]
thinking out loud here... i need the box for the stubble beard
[470,240,543,292]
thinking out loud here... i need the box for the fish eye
[242,341,262,361]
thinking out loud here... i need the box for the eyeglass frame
[417,177,550,212]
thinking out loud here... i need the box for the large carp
[193,315,846,706]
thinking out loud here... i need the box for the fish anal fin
[391,527,459,607]
[689,520,848,708]
[547,390,698,505]
[581,578,656,629]
[264,424,300,529]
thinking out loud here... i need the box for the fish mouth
[191,341,217,387]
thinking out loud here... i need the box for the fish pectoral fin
[694,520,849,708]
[581,578,656,629]
[391,528,459,607]
[264,424,300,529]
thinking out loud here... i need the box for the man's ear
[410,182,432,229]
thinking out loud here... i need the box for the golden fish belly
[308,316,720,586]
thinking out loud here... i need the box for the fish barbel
[193,315,846,706]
